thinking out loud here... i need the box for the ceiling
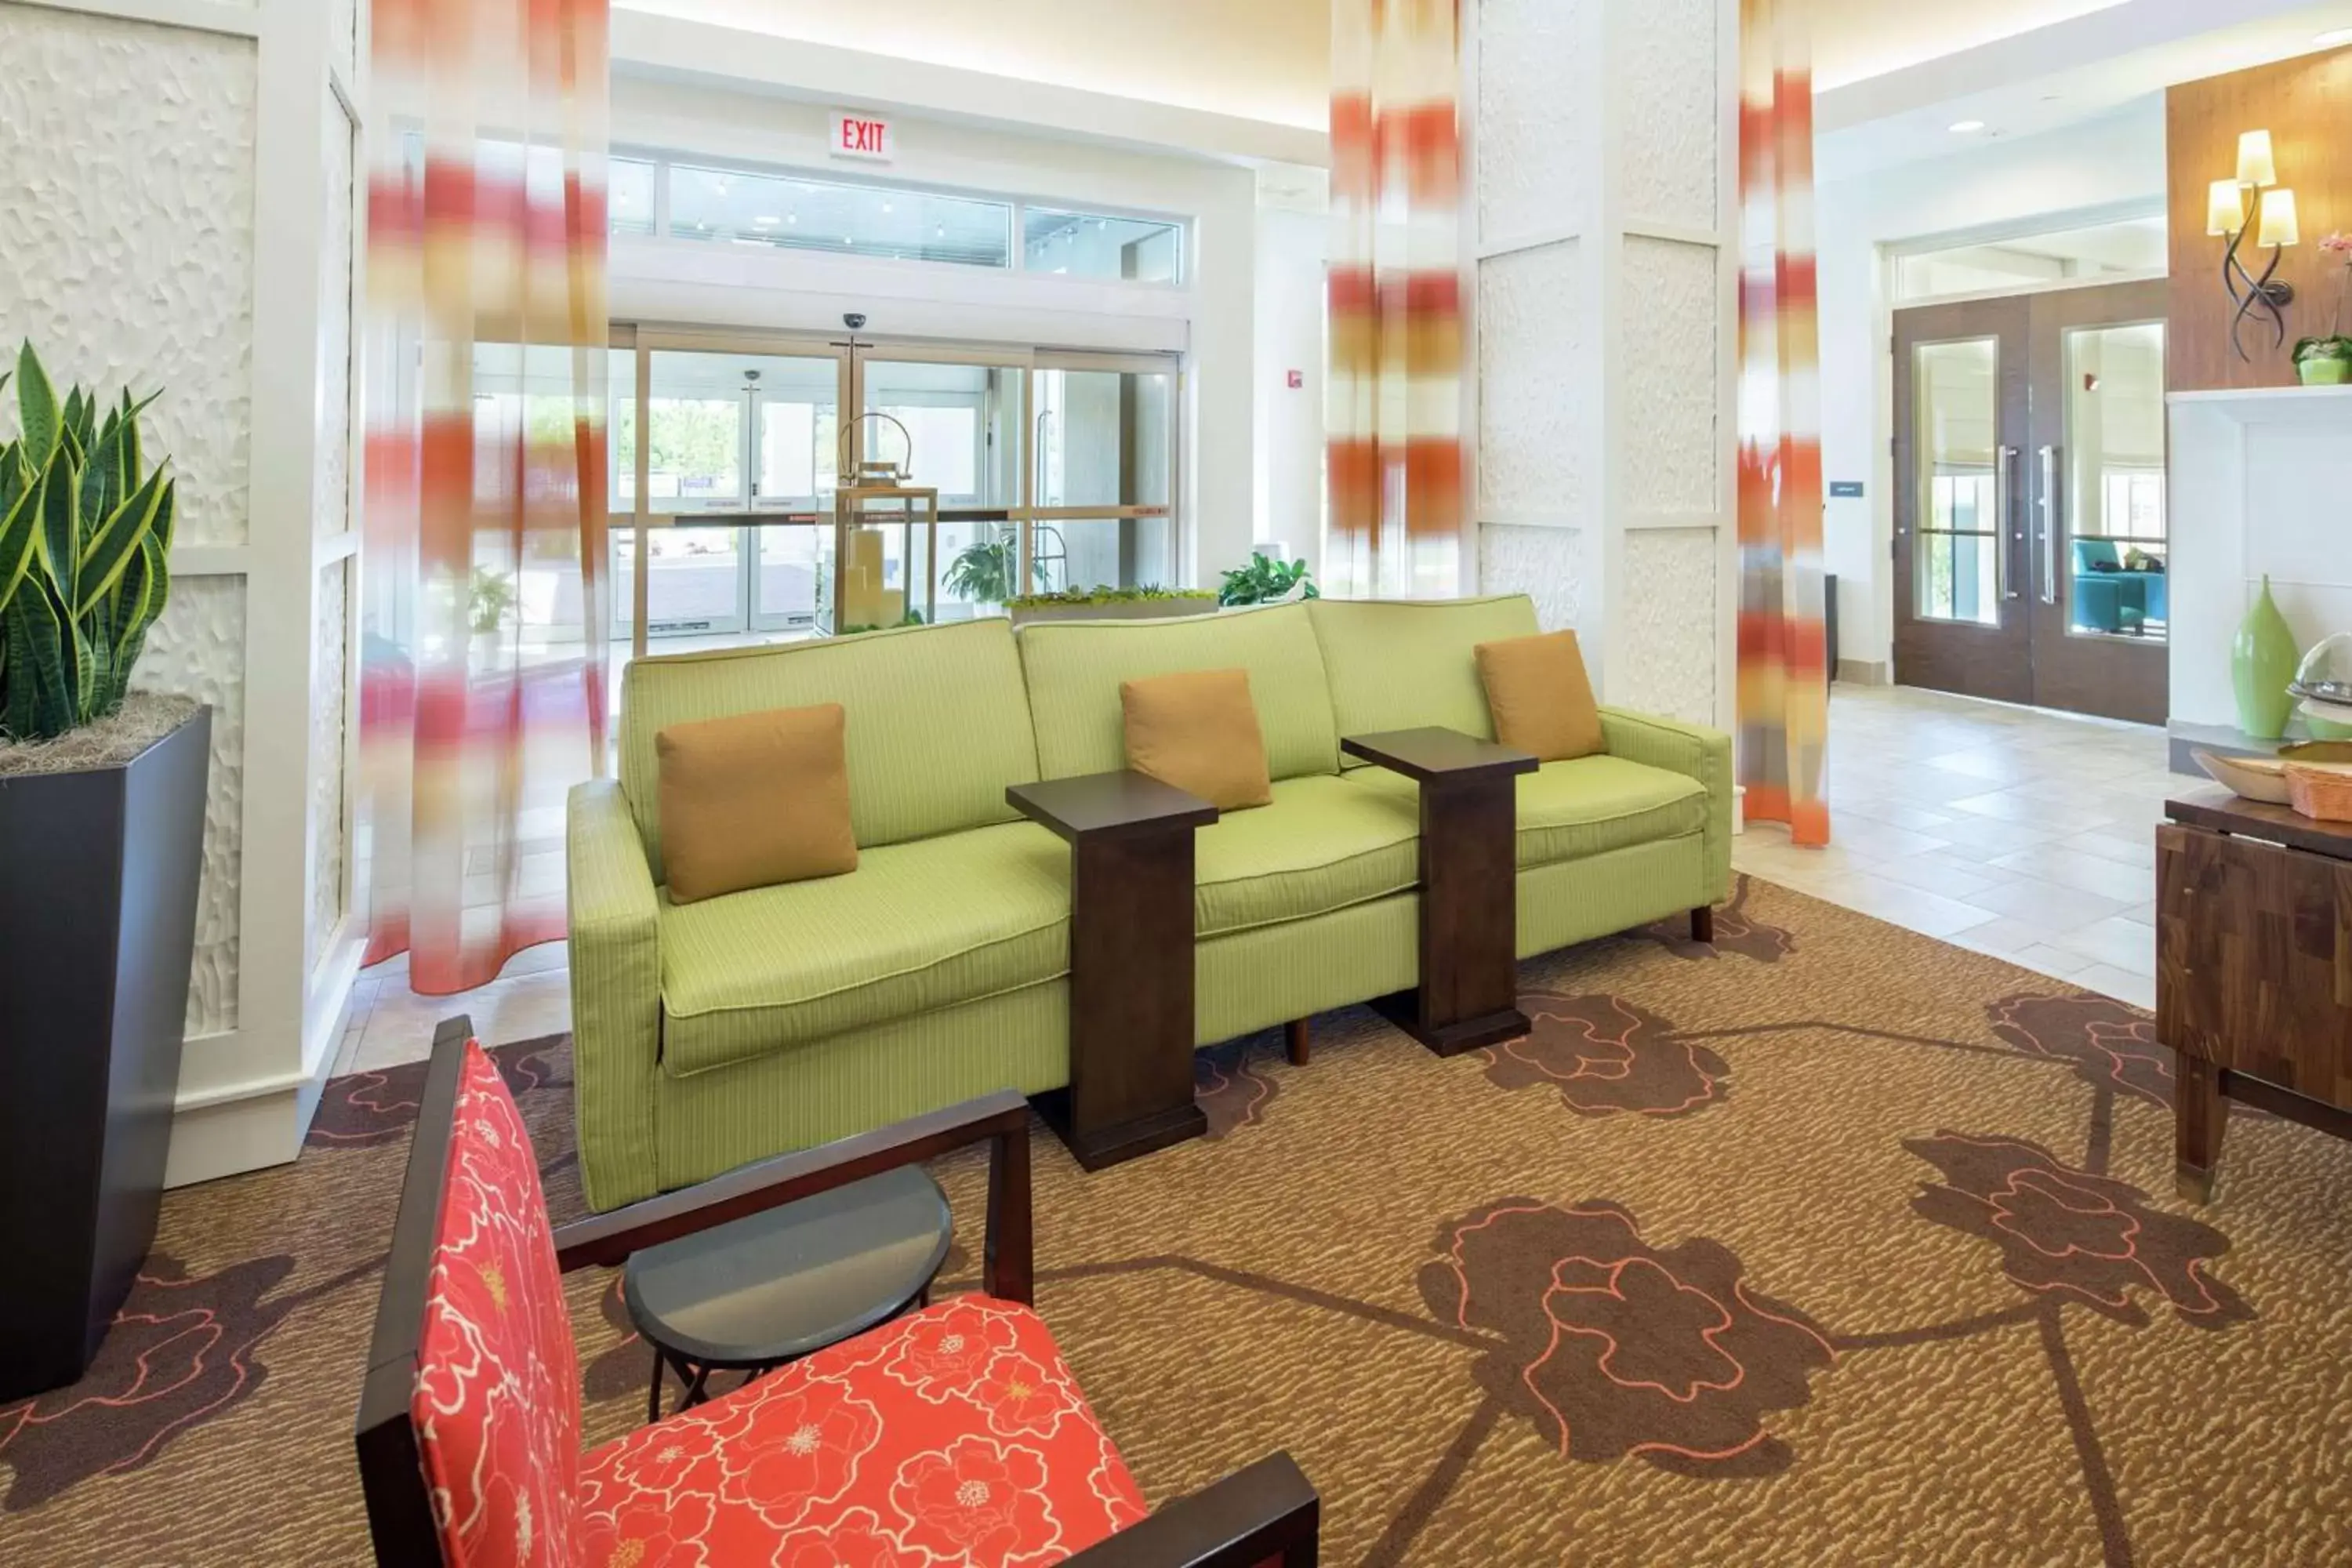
[1809,0,2133,89]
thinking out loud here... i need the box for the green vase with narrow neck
[2232,575,2298,741]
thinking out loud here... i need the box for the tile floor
[336,682,2180,1077]
[1734,683,2169,1011]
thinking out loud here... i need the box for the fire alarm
[1287,369,1305,390]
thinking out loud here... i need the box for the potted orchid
[2292,232,2352,386]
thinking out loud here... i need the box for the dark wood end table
[2159,790,2352,1203]
[1342,728,1540,1057]
[1009,771,1217,1171]
[622,1164,952,1419]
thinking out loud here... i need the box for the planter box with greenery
[0,343,207,1400]
[1007,586,1220,626]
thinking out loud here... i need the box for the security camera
[843,313,868,331]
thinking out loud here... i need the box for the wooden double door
[1893,280,2169,725]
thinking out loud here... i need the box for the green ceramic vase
[2232,575,2298,741]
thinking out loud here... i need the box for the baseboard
[1835,659,1892,687]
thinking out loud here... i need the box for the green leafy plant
[467,567,517,636]
[2292,334,2352,363]
[0,343,177,742]
[1218,552,1318,608]
[943,533,1047,604]
[1004,585,1217,610]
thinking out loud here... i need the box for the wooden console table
[2158,791,2352,1202]
[1009,771,1216,1171]
[1341,728,1539,1056]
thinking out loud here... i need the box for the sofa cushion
[1307,597,1541,760]
[1475,630,1605,763]
[1196,774,1421,937]
[1019,603,1341,782]
[655,703,858,904]
[622,619,1040,879]
[1123,668,1273,811]
[1346,754,1708,869]
[657,821,1070,1077]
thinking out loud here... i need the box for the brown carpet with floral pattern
[5,876,2351,1566]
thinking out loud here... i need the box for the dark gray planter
[0,706,210,1399]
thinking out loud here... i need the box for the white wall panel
[1623,235,1721,517]
[1476,241,1586,523]
[1479,523,1582,630]
[316,100,356,536]
[307,558,348,976]
[136,575,249,1036]
[0,3,257,547]
[1616,0,1719,234]
[1619,526,1719,724]
[1475,0,1587,244]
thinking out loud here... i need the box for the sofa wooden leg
[1285,1018,1311,1066]
[1691,906,1715,944]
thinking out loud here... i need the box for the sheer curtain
[1328,0,1464,600]
[361,0,612,993]
[1737,0,1831,848]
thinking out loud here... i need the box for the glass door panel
[1030,361,1176,593]
[2061,321,2167,642]
[745,354,842,631]
[864,358,1023,621]
[1911,339,2003,626]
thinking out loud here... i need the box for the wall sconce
[2210,129,2299,361]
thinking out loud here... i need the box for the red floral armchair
[356,1018,1319,1567]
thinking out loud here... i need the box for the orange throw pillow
[1475,630,1606,763]
[655,703,858,904]
[1120,668,1273,811]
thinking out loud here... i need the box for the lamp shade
[2207,179,2248,237]
[2259,187,2301,249]
[2238,129,2279,187]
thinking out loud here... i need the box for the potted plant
[0,343,205,1400]
[2296,234,2352,386]
[1006,585,1220,626]
[943,531,1044,607]
[1218,551,1319,608]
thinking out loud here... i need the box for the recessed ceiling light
[880,201,894,214]
[2319,27,2352,45]
[1950,119,1987,133]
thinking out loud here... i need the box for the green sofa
[568,596,1732,1210]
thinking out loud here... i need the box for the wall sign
[829,111,893,162]
[1829,481,1865,499]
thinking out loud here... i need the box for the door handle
[1998,446,2020,599]
[2038,445,2061,607]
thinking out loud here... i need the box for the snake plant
[0,343,177,741]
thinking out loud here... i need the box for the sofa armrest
[568,779,666,1210]
[1599,708,1733,899]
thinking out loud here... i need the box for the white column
[0,0,366,1183]
[1465,0,1739,729]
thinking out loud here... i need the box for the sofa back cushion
[1019,603,1341,782]
[622,619,1039,877]
[1308,597,1541,757]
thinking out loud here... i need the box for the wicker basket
[2285,763,2352,822]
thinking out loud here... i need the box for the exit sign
[829,111,893,162]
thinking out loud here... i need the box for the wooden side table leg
[1048,829,1208,1171]
[1377,774,1529,1057]
[2176,1055,2229,1204]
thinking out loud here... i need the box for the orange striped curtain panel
[1329,0,1465,600]
[1736,0,1831,848]
[361,0,613,993]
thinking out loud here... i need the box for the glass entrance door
[861,354,1025,620]
[1893,280,2169,724]
[1029,356,1178,595]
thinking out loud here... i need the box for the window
[667,163,1012,268]
[612,158,656,236]
[1022,209,1182,283]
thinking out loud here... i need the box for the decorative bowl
[2288,763,2352,822]
[2292,633,2352,706]
[2195,750,2292,804]
[2279,741,2352,766]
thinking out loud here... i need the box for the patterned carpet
[5,875,2350,1566]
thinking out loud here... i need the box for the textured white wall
[0,3,263,1035]
[1469,0,1733,727]
[0,5,258,549]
